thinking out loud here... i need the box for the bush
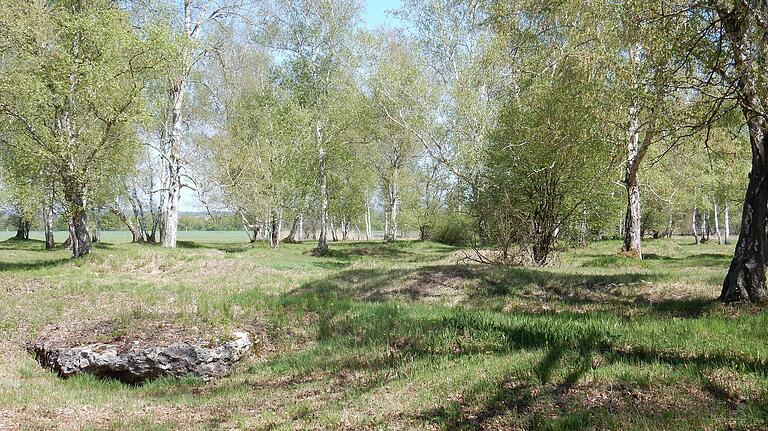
[425,213,475,246]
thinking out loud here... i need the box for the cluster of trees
[1,0,768,303]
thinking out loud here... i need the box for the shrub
[425,213,475,246]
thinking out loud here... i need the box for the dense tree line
[1,0,766,303]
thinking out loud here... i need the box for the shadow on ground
[287,262,712,318]
[273,284,765,428]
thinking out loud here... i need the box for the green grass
[0,236,766,430]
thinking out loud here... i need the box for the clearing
[0,237,766,430]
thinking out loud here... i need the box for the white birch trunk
[714,201,722,244]
[623,98,643,258]
[269,209,279,248]
[44,182,55,249]
[384,213,389,241]
[162,79,186,248]
[315,124,330,254]
[44,204,54,250]
[365,202,371,241]
[162,0,194,248]
[298,213,304,241]
[692,208,700,244]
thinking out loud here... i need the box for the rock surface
[31,331,251,384]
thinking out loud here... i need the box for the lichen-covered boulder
[31,331,250,384]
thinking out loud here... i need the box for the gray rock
[32,331,251,384]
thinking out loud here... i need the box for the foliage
[424,212,475,246]
[0,0,167,254]
[481,54,615,265]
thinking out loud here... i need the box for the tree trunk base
[721,260,768,303]
[311,246,331,257]
[620,249,641,260]
[15,220,30,240]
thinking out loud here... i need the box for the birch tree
[394,0,496,225]
[0,0,161,257]
[211,60,308,249]
[134,0,244,248]
[256,0,363,255]
[600,0,690,258]
[367,35,425,242]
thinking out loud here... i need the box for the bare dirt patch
[393,267,478,305]
[0,275,56,298]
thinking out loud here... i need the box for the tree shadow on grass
[306,242,455,271]
[285,269,407,305]
[174,240,254,253]
[501,271,712,318]
[415,366,722,430]
[416,375,537,429]
[91,242,119,251]
[0,238,49,251]
[406,313,759,429]
[0,257,71,272]
[286,263,708,318]
[634,297,714,317]
[309,260,353,270]
[473,266,716,317]
[642,253,674,261]
[480,267,659,294]
[416,342,597,429]
[645,252,732,268]
[0,239,75,271]
[170,240,203,249]
[327,241,456,265]
[266,293,755,428]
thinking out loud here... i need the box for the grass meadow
[0,235,767,430]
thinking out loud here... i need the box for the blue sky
[363,0,402,28]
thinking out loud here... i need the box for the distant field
[16,230,253,244]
